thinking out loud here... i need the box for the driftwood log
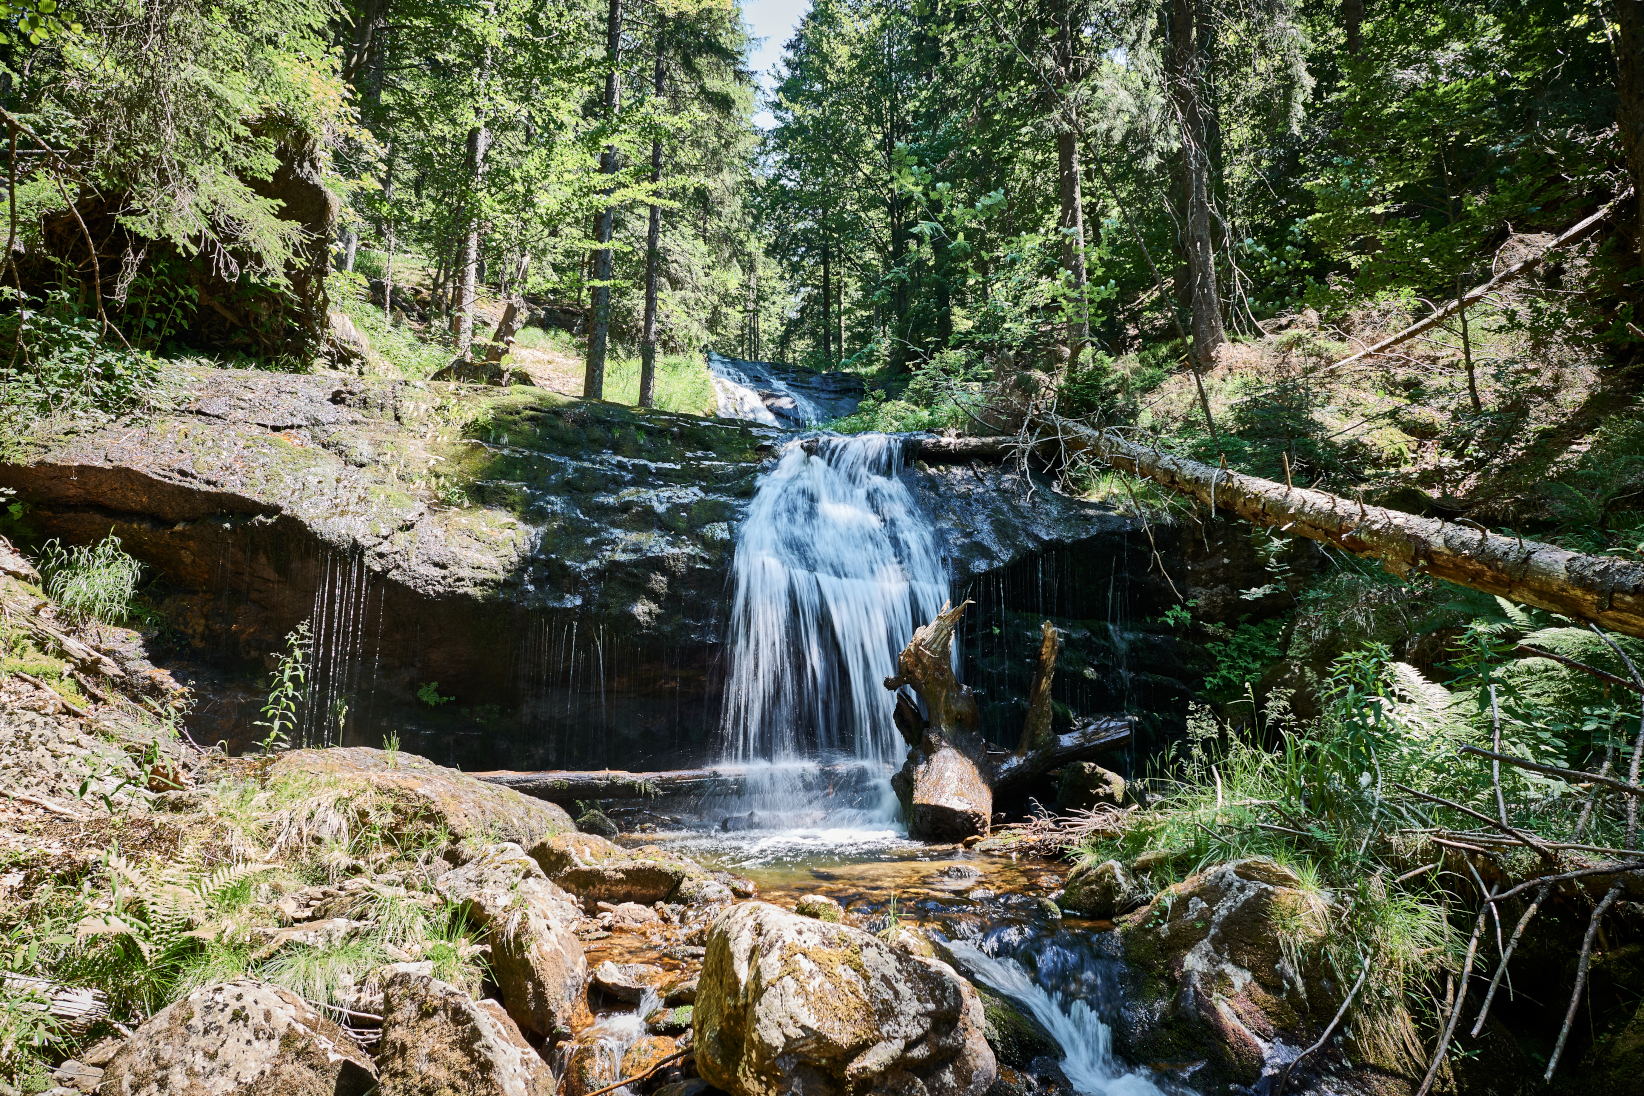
[1030,413,1644,641]
[885,600,1132,840]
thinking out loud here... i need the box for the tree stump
[886,603,1132,841]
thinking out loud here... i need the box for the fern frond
[1495,597,1537,631]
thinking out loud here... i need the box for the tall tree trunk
[382,141,396,323]
[1614,0,1644,248]
[1053,15,1090,362]
[1167,0,1226,371]
[456,51,493,355]
[584,0,624,399]
[1341,0,1363,56]
[638,28,665,409]
[820,234,832,364]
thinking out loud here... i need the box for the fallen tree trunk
[1034,413,1644,640]
[475,767,744,802]
[475,763,889,804]
[991,716,1133,795]
[1328,198,1621,372]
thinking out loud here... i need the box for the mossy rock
[976,985,1060,1069]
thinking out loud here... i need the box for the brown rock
[98,981,376,1096]
[1113,858,1335,1089]
[1054,762,1125,812]
[268,747,575,852]
[695,901,996,1096]
[528,832,698,906]
[377,970,553,1096]
[1059,860,1136,919]
[434,842,586,1038]
[620,1033,678,1079]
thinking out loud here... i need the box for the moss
[976,985,1059,1068]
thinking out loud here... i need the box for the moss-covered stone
[975,985,1060,1069]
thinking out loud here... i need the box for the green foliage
[416,681,452,708]
[257,622,312,752]
[36,533,142,625]
[1202,617,1287,700]
[0,292,167,437]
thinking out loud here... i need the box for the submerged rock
[592,960,666,1003]
[268,747,575,851]
[974,985,1061,1070]
[377,970,553,1096]
[99,980,376,1096]
[694,901,996,1096]
[434,842,586,1038]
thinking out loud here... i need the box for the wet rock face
[694,901,996,1096]
[1113,858,1337,1090]
[0,364,1230,770]
[0,367,763,768]
[99,980,377,1096]
[377,971,554,1096]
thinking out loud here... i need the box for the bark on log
[914,435,1012,462]
[1035,413,1644,641]
[991,716,1133,796]
[1018,621,1059,756]
[475,767,744,802]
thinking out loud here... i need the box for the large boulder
[377,970,553,1096]
[268,747,575,851]
[434,842,586,1039]
[1112,859,1337,1090]
[694,901,996,1096]
[528,831,699,907]
[98,980,376,1096]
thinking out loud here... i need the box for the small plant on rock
[37,533,143,625]
[257,622,312,753]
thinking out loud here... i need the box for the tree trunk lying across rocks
[1017,414,1644,641]
[475,762,891,805]
[886,600,1132,841]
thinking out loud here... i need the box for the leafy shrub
[258,621,313,752]
[36,534,143,625]
[0,292,166,435]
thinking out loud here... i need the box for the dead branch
[1328,199,1621,372]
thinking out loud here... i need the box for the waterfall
[947,939,1162,1096]
[719,433,948,766]
[706,351,826,426]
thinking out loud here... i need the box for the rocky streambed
[1,724,1409,1096]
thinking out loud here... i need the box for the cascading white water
[719,433,948,766]
[947,941,1163,1096]
[706,351,826,425]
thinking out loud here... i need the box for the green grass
[509,326,716,416]
[37,534,142,625]
[330,274,452,380]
